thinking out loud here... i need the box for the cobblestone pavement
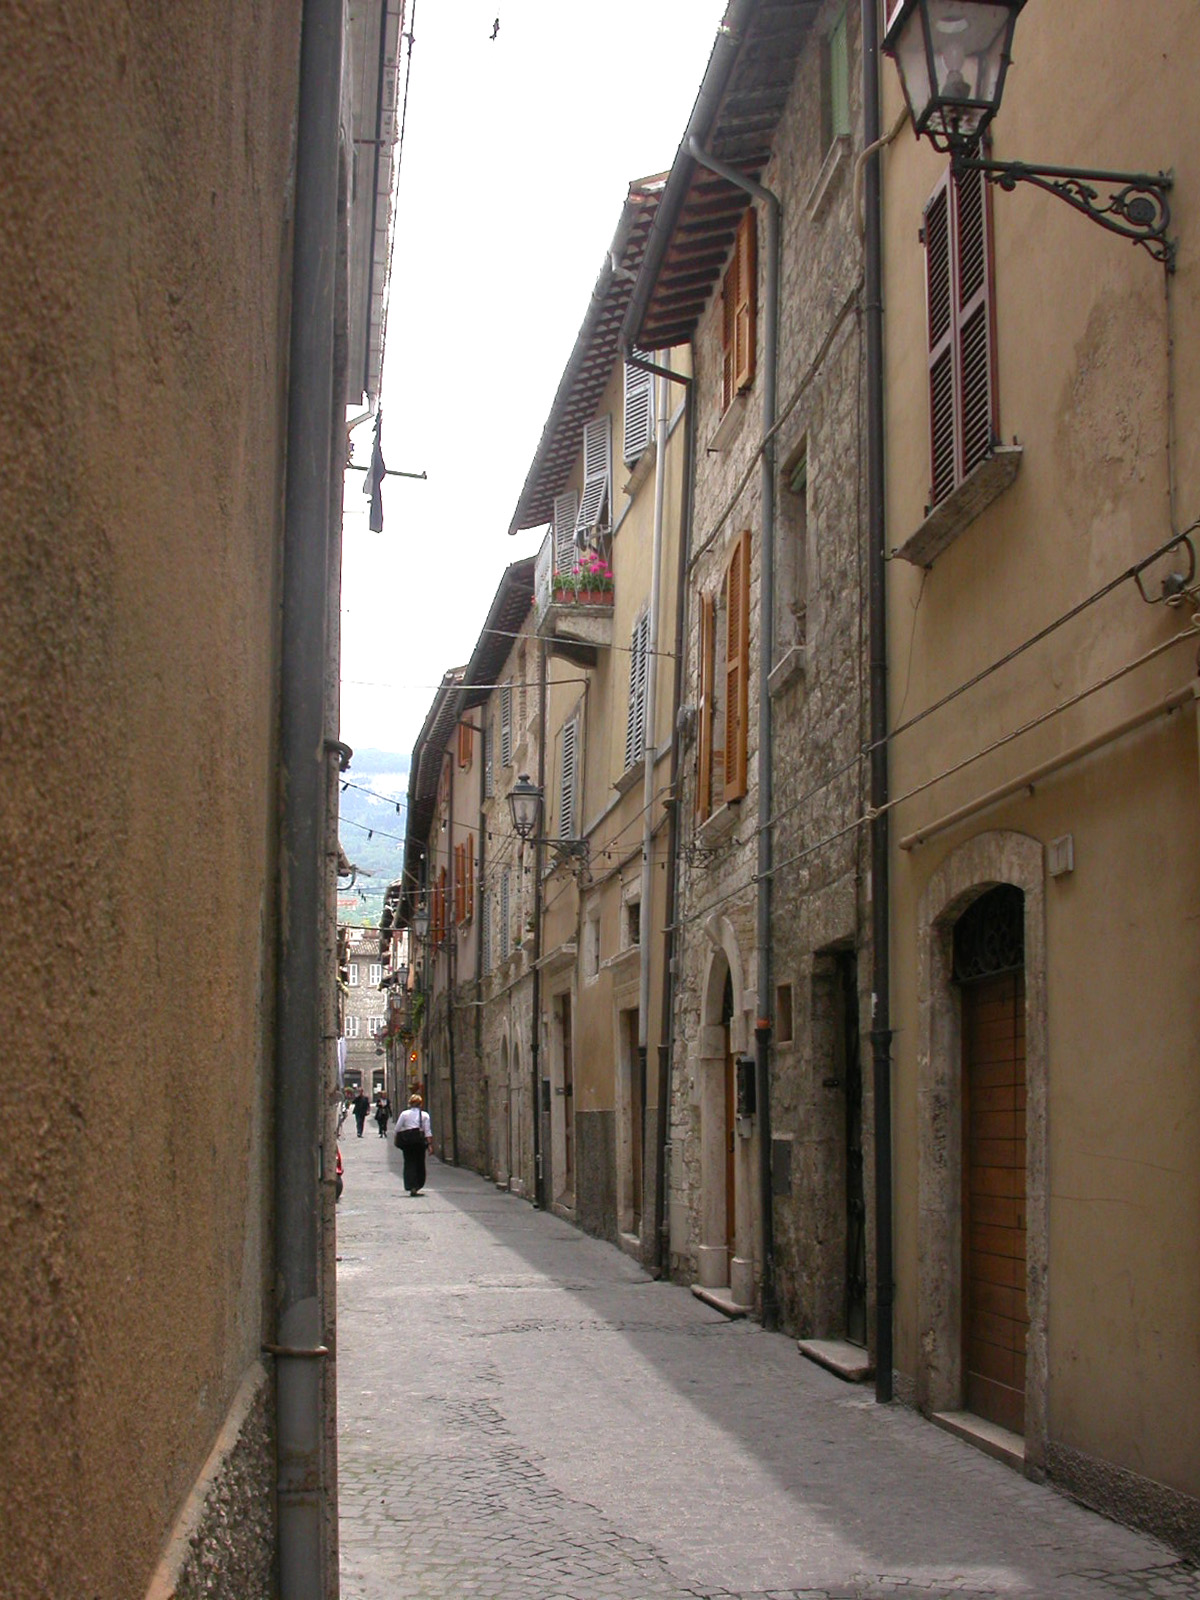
[336,1138,1199,1600]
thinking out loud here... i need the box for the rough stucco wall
[0,4,302,1595]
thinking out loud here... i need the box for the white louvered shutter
[484,713,495,797]
[553,491,579,579]
[574,414,612,541]
[559,719,578,840]
[624,614,650,770]
[500,684,512,767]
[481,890,491,975]
[623,356,655,465]
[500,870,510,961]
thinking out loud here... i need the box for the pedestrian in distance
[374,1094,390,1138]
[352,1089,371,1138]
[393,1092,432,1195]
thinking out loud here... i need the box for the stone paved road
[336,1135,1199,1600]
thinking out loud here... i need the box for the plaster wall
[881,0,1200,1529]
[0,3,303,1594]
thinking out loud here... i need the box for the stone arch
[916,828,1047,1469]
[694,913,754,1304]
[701,912,749,1049]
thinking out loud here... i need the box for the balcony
[534,531,614,662]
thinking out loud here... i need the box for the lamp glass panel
[925,1,1014,141]
[893,9,934,127]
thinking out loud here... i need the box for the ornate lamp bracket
[549,837,592,886]
[951,152,1176,271]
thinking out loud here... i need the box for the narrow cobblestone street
[336,1135,1199,1600]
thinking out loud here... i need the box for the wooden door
[724,1049,736,1259]
[561,993,574,1186]
[962,968,1027,1434]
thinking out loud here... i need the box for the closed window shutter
[724,532,750,802]
[623,356,655,465]
[466,835,474,921]
[733,209,757,397]
[500,684,512,767]
[925,165,996,507]
[697,591,715,821]
[484,716,494,797]
[624,614,649,770]
[721,262,737,413]
[454,844,464,924]
[559,720,578,839]
[481,890,491,975]
[500,870,510,961]
[574,414,612,540]
[553,491,579,578]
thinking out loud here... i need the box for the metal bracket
[325,739,353,772]
[951,153,1176,271]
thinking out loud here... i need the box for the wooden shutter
[925,164,996,507]
[457,722,472,769]
[553,491,579,578]
[721,261,737,413]
[574,414,612,539]
[481,889,491,975]
[624,614,649,771]
[724,532,750,802]
[500,683,512,767]
[623,356,654,465]
[733,209,757,398]
[559,719,578,839]
[484,714,494,797]
[697,591,715,822]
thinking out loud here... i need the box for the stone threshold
[797,1337,873,1383]
[691,1283,752,1319]
[932,1409,1025,1471]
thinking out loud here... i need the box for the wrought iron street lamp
[411,901,429,941]
[882,0,1176,269]
[508,774,543,842]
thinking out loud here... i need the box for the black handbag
[395,1122,426,1151]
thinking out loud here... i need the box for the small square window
[775,983,794,1045]
[625,900,641,949]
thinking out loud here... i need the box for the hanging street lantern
[507,774,543,842]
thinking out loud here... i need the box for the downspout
[637,367,669,1247]
[687,136,780,1330]
[446,750,459,1164]
[475,722,486,1104]
[531,636,548,1208]
[862,0,894,1403]
[652,366,696,1278]
[274,0,343,1591]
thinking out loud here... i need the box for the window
[347,963,360,987]
[454,838,475,923]
[484,713,495,798]
[775,983,794,1045]
[518,646,528,730]
[344,1016,360,1039]
[559,719,579,840]
[368,1016,385,1037]
[574,414,613,540]
[697,531,750,820]
[624,613,650,771]
[721,209,757,414]
[368,962,382,987]
[584,905,601,980]
[925,163,996,508]
[623,355,655,464]
[553,492,578,580]
[457,721,473,770]
[823,8,850,149]
[432,866,447,946]
[777,450,808,659]
[481,889,492,976]
[624,898,641,950]
[500,869,511,962]
[500,683,513,768]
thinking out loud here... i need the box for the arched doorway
[498,1037,510,1188]
[695,916,754,1307]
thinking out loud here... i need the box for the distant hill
[337,746,410,927]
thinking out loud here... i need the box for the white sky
[338,0,727,773]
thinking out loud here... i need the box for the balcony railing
[533,530,614,652]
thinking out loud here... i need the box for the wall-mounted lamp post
[507,774,591,878]
[882,0,1176,269]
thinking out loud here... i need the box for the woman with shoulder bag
[394,1092,432,1195]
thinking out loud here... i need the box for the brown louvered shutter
[697,591,715,822]
[724,532,750,802]
[721,261,737,413]
[733,208,757,397]
[925,164,996,507]
[955,163,995,480]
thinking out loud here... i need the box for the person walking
[352,1088,371,1138]
[374,1094,391,1138]
[393,1093,432,1195]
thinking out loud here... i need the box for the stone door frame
[916,829,1048,1469]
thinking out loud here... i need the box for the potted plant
[573,551,613,604]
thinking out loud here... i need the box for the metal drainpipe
[686,136,780,1330]
[637,366,669,1243]
[652,367,696,1279]
[274,0,343,1590]
[861,0,894,1403]
[446,749,459,1164]
[531,636,548,1208]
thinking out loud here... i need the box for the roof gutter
[619,0,757,354]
